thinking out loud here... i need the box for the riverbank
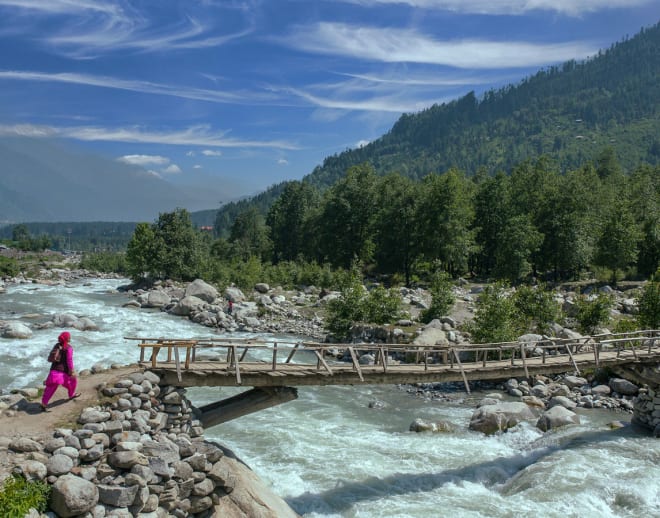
[0,365,300,517]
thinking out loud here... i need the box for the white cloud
[162,164,182,174]
[277,158,289,165]
[146,169,162,179]
[285,23,598,68]
[193,164,202,169]
[0,1,254,58]
[117,154,169,166]
[356,139,370,148]
[186,150,196,156]
[201,149,222,156]
[0,70,255,104]
[340,1,652,16]
[0,123,300,150]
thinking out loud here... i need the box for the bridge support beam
[197,386,298,428]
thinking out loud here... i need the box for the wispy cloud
[284,23,598,68]
[0,70,262,104]
[0,0,253,58]
[162,164,182,174]
[0,123,300,150]
[201,149,222,157]
[117,154,170,166]
[340,0,653,16]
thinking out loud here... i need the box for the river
[1,278,658,517]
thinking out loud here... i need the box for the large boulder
[469,402,538,435]
[609,378,639,396]
[224,286,246,303]
[50,474,99,517]
[413,324,448,346]
[185,279,219,303]
[170,295,206,316]
[536,406,580,432]
[145,290,171,308]
[2,321,32,339]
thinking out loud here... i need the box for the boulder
[2,321,32,338]
[145,290,171,308]
[170,295,206,316]
[547,396,577,410]
[224,286,246,303]
[185,279,219,303]
[409,418,454,433]
[50,474,99,518]
[563,375,588,389]
[537,406,581,431]
[469,402,538,435]
[609,378,639,396]
[254,283,270,293]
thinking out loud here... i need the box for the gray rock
[108,451,149,469]
[185,279,219,303]
[47,454,74,476]
[609,378,639,396]
[548,396,578,410]
[592,385,612,396]
[469,402,538,435]
[537,406,581,431]
[409,418,454,433]
[98,483,140,507]
[78,408,112,424]
[563,375,588,388]
[19,460,47,481]
[9,437,42,452]
[50,474,99,518]
[170,295,206,316]
[2,321,32,338]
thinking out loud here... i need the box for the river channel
[1,278,658,517]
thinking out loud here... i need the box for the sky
[0,0,658,202]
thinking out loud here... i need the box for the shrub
[637,272,660,329]
[0,256,20,277]
[326,273,366,338]
[512,284,562,334]
[0,474,51,517]
[467,282,523,343]
[574,292,614,334]
[419,270,455,324]
[362,285,402,325]
[79,251,127,274]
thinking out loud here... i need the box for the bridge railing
[125,330,660,385]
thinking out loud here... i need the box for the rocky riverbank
[0,366,299,517]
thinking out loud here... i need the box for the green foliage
[125,209,207,282]
[420,269,455,324]
[468,283,523,343]
[612,317,640,334]
[574,292,614,334]
[79,251,127,274]
[512,284,562,334]
[361,285,402,325]
[326,269,367,338]
[0,474,51,517]
[0,256,20,277]
[637,273,660,329]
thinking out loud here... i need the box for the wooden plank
[272,342,278,371]
[347,347,364,382]
[314,350,333,375]
[285,343,301,363]
[174,346,182,383]
[451,348,470,394]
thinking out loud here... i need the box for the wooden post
[285,343,300,363]
[520,343,529,380]
[347,347,364,382]
[174,346,182,383]
[272,342,278,371]
[314,350,333,375]
[452,348,470,394]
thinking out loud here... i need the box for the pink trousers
[42,370,78,405]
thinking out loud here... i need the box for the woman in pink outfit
[41,331,80,411]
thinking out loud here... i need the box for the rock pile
[2,371,279,517]
[632,386,660,437]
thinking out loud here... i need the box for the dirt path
[0,365,141,441]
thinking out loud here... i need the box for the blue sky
[0,0,658,201]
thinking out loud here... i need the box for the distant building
[200,226,213,232]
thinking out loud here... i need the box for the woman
[41,331,80,411]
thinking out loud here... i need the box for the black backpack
[47,343,62,363]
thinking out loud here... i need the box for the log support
[197,386,298,428]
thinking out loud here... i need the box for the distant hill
[215,22,660,234]
[0,137,221,223]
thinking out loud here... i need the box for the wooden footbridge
[127,330,660,426]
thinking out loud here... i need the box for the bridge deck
[127,331,660,390]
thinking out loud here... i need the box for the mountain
[214,23,660,233]
[0,137,222,223]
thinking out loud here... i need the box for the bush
[512,284,562,334]
[574,292,614,334]
[0,474,51,517]
[419,270,455,324]
[362,285,402,325]
[326,273,366,338]
[467,282,523,343]
[79,251,127,274]
[637,273,660,329]
[0,256,20,277]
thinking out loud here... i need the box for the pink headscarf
[58,331,71,347]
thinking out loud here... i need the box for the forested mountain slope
[215,23,659,234]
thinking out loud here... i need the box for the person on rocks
[227,299,233,315]
[41,331,80,411]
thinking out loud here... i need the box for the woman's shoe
[39,403,49,412]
